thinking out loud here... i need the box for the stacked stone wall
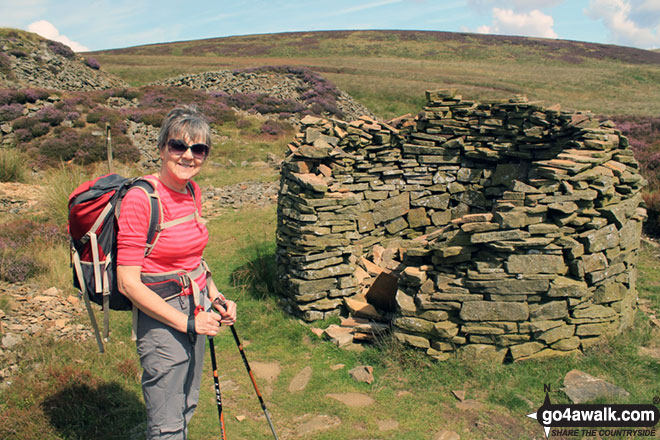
[275,90,646,361]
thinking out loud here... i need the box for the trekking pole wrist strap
[187,314,197,337]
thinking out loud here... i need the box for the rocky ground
[0,32,127,90]
[152,68,376,123]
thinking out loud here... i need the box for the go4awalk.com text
[526,392,659,438]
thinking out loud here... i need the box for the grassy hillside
[2,29,660,439]
[90,30,660,119]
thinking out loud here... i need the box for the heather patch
[0,88,50,105]
[0,102,23,122]
[0,52,11,75]
[610,115,660,190]
[260,119,292,136]
[37,126,138,165]
[83,57,100,70]
[0,219,64,283]
[35,106,66,126]
[153,65,368,120]
[46,40,75,59]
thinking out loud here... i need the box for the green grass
[91,30,660,119]
[2,202,660,439]
[196,120,289,187]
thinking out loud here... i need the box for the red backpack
[68,173,201,352]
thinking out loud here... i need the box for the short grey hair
[157,104,211,151]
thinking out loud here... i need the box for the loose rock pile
[276,90,646,361]
[0,33,127,90]
[0,283,92,386]
[153,68,375,122]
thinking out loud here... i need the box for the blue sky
[1,0,659,52]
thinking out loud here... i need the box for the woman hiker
[117,104,237,439]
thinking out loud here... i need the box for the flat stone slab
[250,361,281,383]
[638,346,660,360]
[433,429,461,440]
[288,366,312,392]
[563,369,630,403]
[326,392,375,407]
[293,414,341,436]
[378,419,399,431]
[349,365,374,384]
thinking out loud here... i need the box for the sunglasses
[167,139,209,159]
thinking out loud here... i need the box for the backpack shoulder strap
[187,180,207,226]
[127,175,162,257]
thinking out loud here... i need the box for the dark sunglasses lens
[168,139,188,154]
[190,144,209,158]
[167,140,209,158]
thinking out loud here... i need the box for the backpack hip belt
[130,259,212,344]
[68,173,207,353]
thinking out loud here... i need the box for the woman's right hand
[194,310,223,336]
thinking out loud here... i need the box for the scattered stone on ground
[326,392,375,407]
[0,282,93,388]
[235,415,246,422]
[377,419,400,431]
[433,430,461,440]
[322,324,355,348]
[349,365,374,385]
[152,68,375,123]
[250,361,281,383]
[288,414,342,437]
[452,390,466,401]
[0,182,45,215]
[202,180,279,217]
[0,32,127,90]
[455,399,486,411]
[330,363,345,371]
[288,366,313,392]
[637,346,660,359]
[562,369,630,403]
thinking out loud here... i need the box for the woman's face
[160,132,208,191]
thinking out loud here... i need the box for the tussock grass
[41,164,91,227]
[0,149,28,183]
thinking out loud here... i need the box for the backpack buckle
[179,273,191,290]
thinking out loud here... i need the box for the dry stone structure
[275,90,646,362]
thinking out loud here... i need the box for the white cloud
[477,8,558,39]
[27,20,90,52]
[586,0,660,48]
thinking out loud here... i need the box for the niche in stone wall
[276,90,646,362]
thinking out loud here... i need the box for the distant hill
[90,30,660,118]
[0,28,127,90]
[95,30,660,65]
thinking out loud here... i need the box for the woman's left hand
[213,299,237,325]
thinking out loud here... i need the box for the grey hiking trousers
[136,291,209,440]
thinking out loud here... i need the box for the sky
[0,0,659,52]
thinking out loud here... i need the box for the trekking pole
[209,335,227,440]
[213,298,279,440]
